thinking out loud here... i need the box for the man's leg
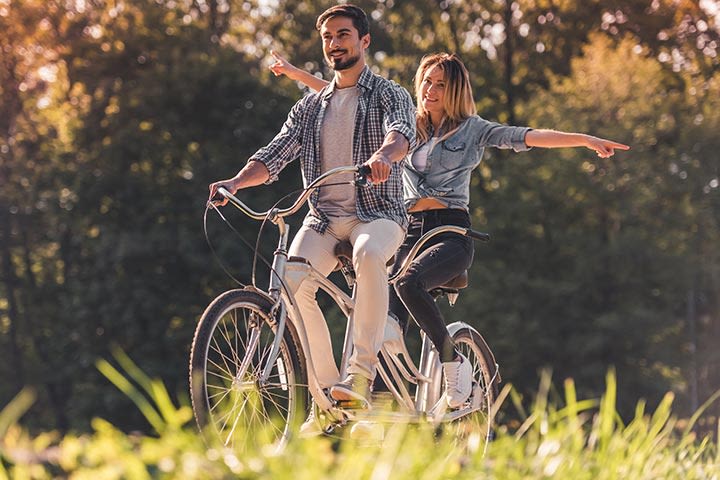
[331,218,404,400]
[286,225,342,389]
[372,232,415,394]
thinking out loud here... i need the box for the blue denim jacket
[403,115,532,211]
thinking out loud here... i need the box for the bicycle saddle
[431,271,468,306]
[334,240,353,264]
[440,271,468,290]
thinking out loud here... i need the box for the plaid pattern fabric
[249,66,416,233]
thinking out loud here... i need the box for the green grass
[1,354,718,479]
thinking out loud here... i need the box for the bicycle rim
[448,328,499,447]
[189,290,305,451]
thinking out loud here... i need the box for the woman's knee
[395,271,425,302]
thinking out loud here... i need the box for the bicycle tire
[448,326,500,441]
[189,289,306,450]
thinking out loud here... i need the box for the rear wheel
[189,289,306,451]
[447,327,500,446]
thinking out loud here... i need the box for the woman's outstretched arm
[525,129,630,158]
[269,50,330,92]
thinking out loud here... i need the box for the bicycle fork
[243,217,292,388]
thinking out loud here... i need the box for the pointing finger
[602,139,630,150]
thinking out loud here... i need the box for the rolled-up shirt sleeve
[248,97,305,183]
[475,117,532,152]
[380,83,417,149]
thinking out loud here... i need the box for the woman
[270,51,629,408]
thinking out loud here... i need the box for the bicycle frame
[217,165,360,414]
[215,165,496,423]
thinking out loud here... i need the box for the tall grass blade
[598,368,617,455]
[681,388,720,438]
[96,359,165,433]
[0,389,35,438]
[110,347,185,426]
[0,389,36,480]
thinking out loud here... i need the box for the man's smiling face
[320,16,369,71]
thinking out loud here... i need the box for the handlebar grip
[466,229,490,242]
[355,165,372,187]
[211,187,229,203]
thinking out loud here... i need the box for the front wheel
[189,289,306,450]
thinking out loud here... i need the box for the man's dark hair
[316,4,370,38]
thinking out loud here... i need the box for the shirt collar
[322,65,373,99]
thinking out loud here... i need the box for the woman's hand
[268,50,330,92]
[585,136,630,158]
[525,129,630,158]
[269,50,297,79]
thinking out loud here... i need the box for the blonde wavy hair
[414,53,477,145]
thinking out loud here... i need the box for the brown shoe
[330,374,371,403]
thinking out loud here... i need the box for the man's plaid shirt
[249,65,416,234]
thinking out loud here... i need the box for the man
[208,4,415,429]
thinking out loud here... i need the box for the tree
[456,34,718,417]
[0,0,299,431]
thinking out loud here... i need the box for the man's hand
[208,161,271,206]
[363,131,409,184]
[365,152,393,184]
[208,178,239,207]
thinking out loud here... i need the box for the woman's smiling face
[419,64,447,120]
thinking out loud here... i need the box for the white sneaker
[299,405,323,437]
[442,354,472,408]
[350,421,384,442]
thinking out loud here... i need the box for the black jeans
[389,208,474,362]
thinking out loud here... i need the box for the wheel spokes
[202,303,296,449]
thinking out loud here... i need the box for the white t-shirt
[410,137,438,172]
[318,86,360,217]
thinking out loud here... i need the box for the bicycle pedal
[335,399,370,410]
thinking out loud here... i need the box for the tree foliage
[0,0,718,432]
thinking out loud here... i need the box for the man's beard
[326,51,361,71]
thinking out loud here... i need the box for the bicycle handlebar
[466,229,491,242]
[213,164,491,279]
[215,165,368,222]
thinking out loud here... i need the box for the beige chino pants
[285,216,404,388]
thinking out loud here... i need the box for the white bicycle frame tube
[280,260,355,411]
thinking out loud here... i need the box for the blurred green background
[0,0,718,435]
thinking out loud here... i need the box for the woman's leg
[387,232,416,333]
[395,234,473,362]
